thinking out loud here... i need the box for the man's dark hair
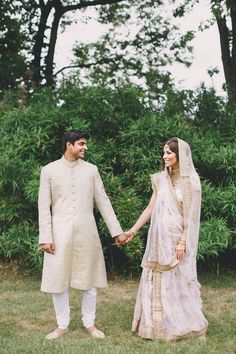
[61,130,90,153]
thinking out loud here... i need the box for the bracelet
[178,239,186,244]
[130,229,137,236]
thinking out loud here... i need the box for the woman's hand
[176,240,186,260]
[124,230,136,244]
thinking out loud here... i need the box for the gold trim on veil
[177,138,198,256]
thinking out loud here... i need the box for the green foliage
[58,83,145,140]
[97,174,144,274]
[0,83,235,273]
[0,88,89,267]
[0,0,197,89]
[71,1,195,89]
[0,224,43,271]
[200,145,236,185]
[0,1,27,97]
[201,180,236,223]
[198,218,231,260]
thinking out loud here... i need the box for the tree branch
[54,55,123,76]
[62,0,126,13]
[45,8,63,86]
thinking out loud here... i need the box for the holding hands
[115,230,136,247]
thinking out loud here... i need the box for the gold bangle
[178,240,186,244]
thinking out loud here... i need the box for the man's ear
[66,141,71,150]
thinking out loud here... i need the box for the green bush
[198,218,231,260]
[0,224,43,271]
[97,173,144,274]
[0,83,235,273]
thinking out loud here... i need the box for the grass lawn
[0,265,235,354]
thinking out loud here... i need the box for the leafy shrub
[0,224,43,271]
[198,218,231,260]
[97,173,144,274]
[0,83,235,273]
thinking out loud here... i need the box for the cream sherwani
[38,156,123,293]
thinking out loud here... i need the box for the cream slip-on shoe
[45,328,69,340]
[87,328,105,339]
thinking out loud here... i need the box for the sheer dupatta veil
[178,138,201,264]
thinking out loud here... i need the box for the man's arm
[38,167,54,253]
[93,167,123,238]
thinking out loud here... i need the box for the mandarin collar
[61,155,81,168]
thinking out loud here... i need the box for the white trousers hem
[52,288,97,329]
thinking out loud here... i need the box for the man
[38,130,127,340]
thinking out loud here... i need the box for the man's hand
[40,243,55,254]
[115,233,128,247]
[115,230,136,247]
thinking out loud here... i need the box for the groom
[38,130,127,340]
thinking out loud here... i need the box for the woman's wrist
[178,239,186,245]
[130,228,137,236]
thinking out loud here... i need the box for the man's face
[67,138,88,160]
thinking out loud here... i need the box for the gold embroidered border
[142,259,180,272]
[152,271,166,339]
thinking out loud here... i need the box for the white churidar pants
[52,288,97,329]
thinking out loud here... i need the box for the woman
[126,137,208,341]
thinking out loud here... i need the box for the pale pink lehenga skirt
[132,265,208,341]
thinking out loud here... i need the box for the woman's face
[163,144,179,170]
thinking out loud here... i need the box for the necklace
[170,169,180,187]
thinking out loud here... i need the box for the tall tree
[68,1,194,90]
[2,0,194,89]
[174,0,236,102]
[30,0,130,87]
[0,1,27,97]
[212,0,236,102]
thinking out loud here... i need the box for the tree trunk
[44,8,62,86]
[216,2,236,103]
[31,3,52,87]
[217,17,233,85]
[30,0,127,87]
[230,4,236,94]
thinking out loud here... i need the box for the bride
[125,137,208,341]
